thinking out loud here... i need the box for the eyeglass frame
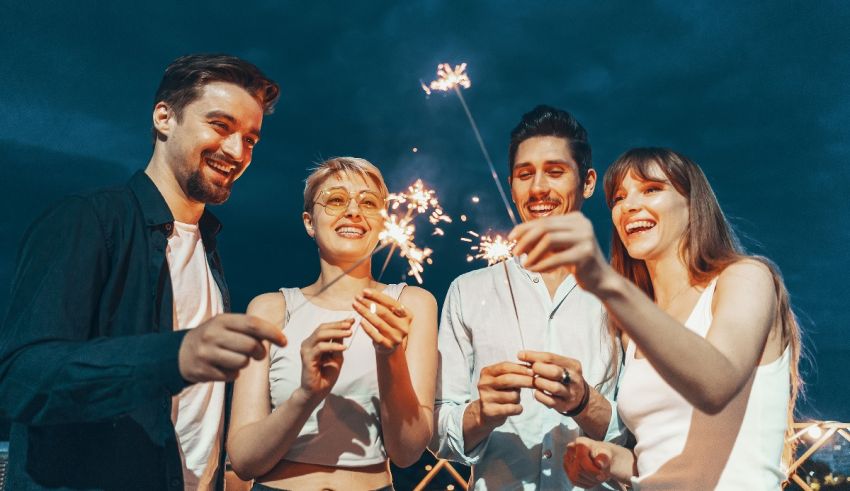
[312,186,386,217]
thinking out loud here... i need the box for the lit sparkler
[422,62,517,226]
[379,210,433,284]
[463,231,515,266]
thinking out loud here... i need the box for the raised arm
[353,286,438,468]
[511,213,780,414]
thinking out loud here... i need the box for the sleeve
[430,279,491,465]
[0,197,189,426]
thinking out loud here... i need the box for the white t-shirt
[166,221,226,491]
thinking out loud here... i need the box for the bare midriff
[255,459,391,490]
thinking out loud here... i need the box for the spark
[471,196,480,203]
[422,63,471,94]
[464,231,515,266]
[378,210,433,284]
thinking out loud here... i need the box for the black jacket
[0,171,231,490]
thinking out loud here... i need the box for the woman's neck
[305,255,376,304]
[644,252,693,309]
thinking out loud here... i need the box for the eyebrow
[205,110,262,140]
[513,160,573,169]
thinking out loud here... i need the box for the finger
[358,316,390,348]
[517,350,562,365]
[313,341,348,354]
[533,388,560,409]
[484,361,535,377]
[312,327,354,342]
[353,300,403,344]
[228,314,286,346]
[591,447,612,470]
[533,375,570,398]
[317,318,356,330]
[507,220,533,242]
[361,288,410,318]
[511,223,547,258]
[482,389,522,405]
[208,347,251,371]
[485,403,524,417]
[490,373,535,390]
[361,295,410,334]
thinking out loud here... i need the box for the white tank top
[268,283,406,467]
[617,278,791,490]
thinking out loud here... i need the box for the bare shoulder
[717,258,775,290]
[399,285,438,311]
[247,291,287,325]
[714,258,777,312]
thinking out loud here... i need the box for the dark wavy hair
[508,105,592,178]
[151,54,280,142]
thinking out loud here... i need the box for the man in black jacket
[0,54,285,491]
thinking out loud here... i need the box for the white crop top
[617,279,791,490]
[268,283,406,467]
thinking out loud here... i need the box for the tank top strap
[383,282,407,301]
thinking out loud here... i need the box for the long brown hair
[602,147,804,467]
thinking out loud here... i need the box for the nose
[530,171,550,197]
[620,192,641,213]
[221,133,245,162]
[343,197,363,219]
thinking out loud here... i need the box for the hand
[352,287,413,355]
[300,319,354,401]
[508,213,610,293]
[564,437,615,488]
[474,362,535,429]
[179,313,286,383]
[518,350,589,415]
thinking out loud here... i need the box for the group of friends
[0,54,802,491]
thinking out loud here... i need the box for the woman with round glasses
[227,157,438,490]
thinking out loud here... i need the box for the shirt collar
[128,170,223,240]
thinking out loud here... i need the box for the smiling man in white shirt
[432,105,622,490]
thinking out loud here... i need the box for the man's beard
[186,169,232,204]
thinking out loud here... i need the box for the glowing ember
[378,210,433,284]
[422,63,471,95]
[464,231,515,266]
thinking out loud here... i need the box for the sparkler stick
[424,63,518,226]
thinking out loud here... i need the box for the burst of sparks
[422,63,471,95]
[464,231,515,266]
[378,211,433,284]
[387,179,453,227]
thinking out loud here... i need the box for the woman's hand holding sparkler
[509,212,614,295]
[352,288,413,355]
[564,437,635,489]
[298,319,353,403]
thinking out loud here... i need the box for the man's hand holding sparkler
[508,212,615,295]
[352,288,413,354]
[517,350,591,417]
[462,362,535,452]
[297,319,353,403]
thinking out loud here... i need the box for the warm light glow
[421,63,471,95]
[464,231,515,266]
[807,424,824,439]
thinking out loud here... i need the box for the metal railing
[787,421,850,490]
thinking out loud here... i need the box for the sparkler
[462,231,515,266]
[423,63,518,226]
[378,179,450,279]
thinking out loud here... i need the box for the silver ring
[560,369,571,386]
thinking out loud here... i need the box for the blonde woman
[227,157,437,490]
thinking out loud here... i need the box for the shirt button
[164,223,173,233]
[532,276,540,283]
[543,449,552,459]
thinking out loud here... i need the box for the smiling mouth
[335,225,367,239]
[526,200,560,217]
[625,220,656,235]
[205,157,237,178]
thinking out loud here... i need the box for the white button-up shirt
[432,258,621,490]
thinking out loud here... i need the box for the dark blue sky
[1,1,848,419]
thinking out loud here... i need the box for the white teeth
[336,226,365,237]
[206,158,235,174]
[528,202,558,213]
[626,220,656,233]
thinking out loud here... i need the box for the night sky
[1,0,848,426]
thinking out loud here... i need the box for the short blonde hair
[303,157,389,213]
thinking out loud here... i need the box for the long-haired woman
[509,147,802,489]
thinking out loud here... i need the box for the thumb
[592,446,611,470]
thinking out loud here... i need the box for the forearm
[227,388,321,479]
[607,442,637,483]
[573,388,611,440]
[461,400,499,453]
[597,274,741,412]
[0,331,188,425]
[376,349,432,467]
